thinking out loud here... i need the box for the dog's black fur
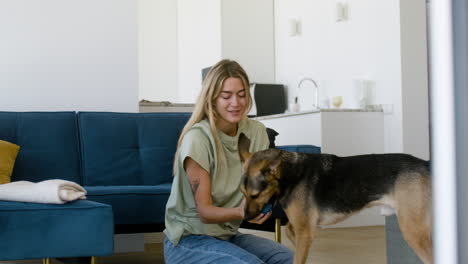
[238,133,432,264]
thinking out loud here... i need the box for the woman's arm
[184,157,244,224]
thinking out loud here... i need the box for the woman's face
[214,77,247,130]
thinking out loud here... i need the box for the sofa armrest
[276,145,321,154]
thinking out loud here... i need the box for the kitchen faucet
[298,78,319,109]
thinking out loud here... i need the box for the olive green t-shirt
[164,118,269,245]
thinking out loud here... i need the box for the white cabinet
[256,110,386,227]
[257,110,384,155]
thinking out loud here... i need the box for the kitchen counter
[138,100,384,118]
[139,100,194,113]
[254,105,383,121]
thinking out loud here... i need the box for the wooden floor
[2,226,386,264]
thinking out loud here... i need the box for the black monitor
[252,83,286,116]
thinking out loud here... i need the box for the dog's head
[238,133,282,220]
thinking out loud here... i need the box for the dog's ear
[269,158,281,177]
[238,133,252,163]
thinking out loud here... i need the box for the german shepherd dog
[238,133,432,264]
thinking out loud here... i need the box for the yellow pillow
[0,140,20,184]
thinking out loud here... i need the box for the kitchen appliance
[249,83,287,117]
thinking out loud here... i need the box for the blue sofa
[0,111,190,261]
[78,112,190,233]
[0,111,325,262]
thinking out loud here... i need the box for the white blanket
[0,179,87,204]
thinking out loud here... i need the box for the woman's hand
[248,210,273,224]
[238,197,273,224]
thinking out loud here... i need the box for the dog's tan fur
[238,134,432,264]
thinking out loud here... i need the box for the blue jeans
[164,233,294,264]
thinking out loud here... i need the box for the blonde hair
[173,59,252,174]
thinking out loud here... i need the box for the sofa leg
[275,218,282,243]
[91,256,97,264]
[43,258,52,264]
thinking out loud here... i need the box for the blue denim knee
[164,233,293,264]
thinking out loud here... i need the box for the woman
[164,59,293,263]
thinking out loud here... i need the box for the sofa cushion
[0,140,20,184]
[78,112,190,186]
[85,184,172,225]
[0,112,81,183]
[0,200,114,260]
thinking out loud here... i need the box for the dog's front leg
[293,224,315,264]
[285,223,296,246]
[287,209,319,264]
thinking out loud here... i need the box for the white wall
[0,0,138,112]
[138,0,178,103]
[222,0,275,84]
[177,0,222,103]
[141,0,275,104]
[274,0,407,154]
[275,0,401,106]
